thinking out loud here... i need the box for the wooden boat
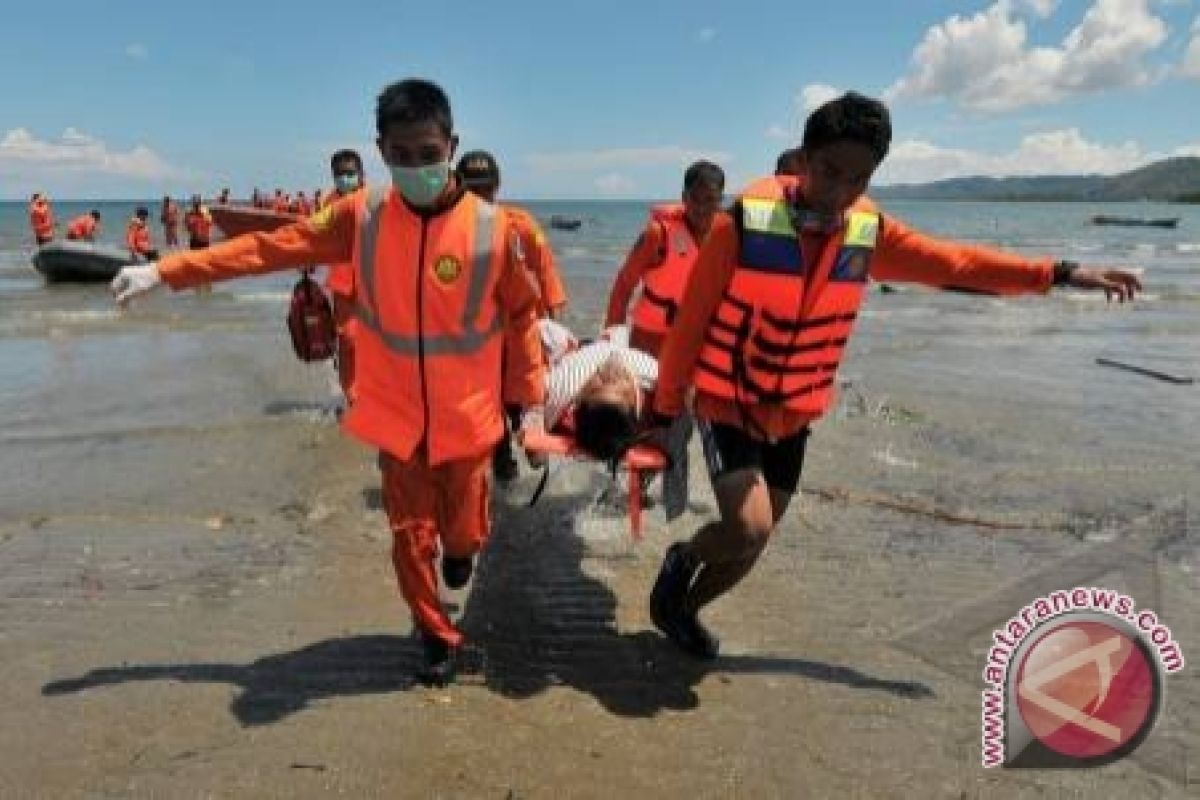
[208,204,299,238]
[1091,215,1179,229]
[548,215,583,231]
[31,241,131,283]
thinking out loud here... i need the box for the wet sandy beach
[1,283,1196,797]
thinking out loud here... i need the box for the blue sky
[2,0,1198,199]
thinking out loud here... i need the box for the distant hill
[874,156,1200,202]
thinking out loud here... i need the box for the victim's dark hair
[802,91,892,163]
[574,399,639,462]
[375,78,453,137]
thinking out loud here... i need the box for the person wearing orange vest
[160,196,181,248]
[456,149,568,481]
[322,148,367,405]
[125,207,157,261]
[66,210,101,242]
[456,150,567,320]
[184,195,213,249]
[29,193,55,245]
[605,161,724,358]
[110,79,545,686]
[647,92,1144,660]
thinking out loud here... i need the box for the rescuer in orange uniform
[604,161,724,358]
[65,210,101,241]
[110,79,546,685]
[647,92,1145,660]
[29,193,55,245]
[161,196,181,248]
[125,207,157,260]
[456,148,568,480]
[322,148,367,404]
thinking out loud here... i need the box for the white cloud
[886,0,1168,112]
[1181,17,1200,77]
[124,43,148,59]
[0,127,183,180]
[697,27,716,44]
[524,145,732,173]
[876,127,1147,184]
[1020,0,1059,18]
[765,124,791,141]
[594,173,637,195]
[1173,141,1200,157]
[799,83,842,114]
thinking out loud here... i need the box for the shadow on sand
[42,472,933,725]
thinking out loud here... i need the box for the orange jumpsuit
[655,200,1054,441]
[318,186,362,401]
[157,187,544,647]
[506,206,567,317]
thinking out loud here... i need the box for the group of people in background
[107,78,1142,687]
[26,192,215,264]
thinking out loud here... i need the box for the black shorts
[697,420,811,494]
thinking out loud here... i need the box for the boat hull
[31,241,131,283]
[208,205,300,238]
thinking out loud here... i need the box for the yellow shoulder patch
[308,204,336,232]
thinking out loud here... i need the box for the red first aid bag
[287,269,337,362]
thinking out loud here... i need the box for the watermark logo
[981,589,1184,769]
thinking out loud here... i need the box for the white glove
[110,262,163,307]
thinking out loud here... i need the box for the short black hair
[89,210,100,219]
[683,160,724,193]
[456,150,501,189]
[574,399,639,462]
[775,147,801,175]
[375,79,453,138]
[135,206,149,218]
[330,148,363,174]
[802,92,892,163]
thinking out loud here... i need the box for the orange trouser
[380,448,491,647]
[333,293,356,403]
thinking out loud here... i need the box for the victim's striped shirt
[542,322,657,430]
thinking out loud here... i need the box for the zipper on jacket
[416,220,430,449]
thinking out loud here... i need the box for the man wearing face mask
[321,148,367,403]
[109,78,546,687]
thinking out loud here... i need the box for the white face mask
[334,173,361,194]
[389,161,450,207]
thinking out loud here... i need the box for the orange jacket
[29,199,54,239]
[320,185,362,298]
[126,218,153,255]
[655,175,1054,441]
[156,186,545,465]
[605,203,700,334]
[184,207,213,242]
[505,205,566,317]
[66,214,98,241]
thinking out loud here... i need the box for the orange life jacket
[66,215,97,240]
[341,188,512,465]
[185,208,213,241]
[693,175,879,422]
[630,203,700,334]
[29,200,54,239]
[126,218,152,255]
